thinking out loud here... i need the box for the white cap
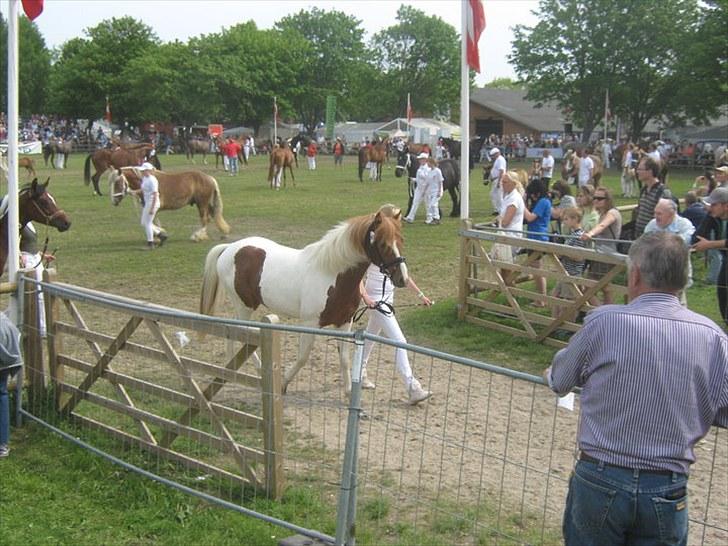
[417,152,429,159]
[138,162,154,171]
[489,147,500,156]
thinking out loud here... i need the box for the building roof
[470,88,570,133]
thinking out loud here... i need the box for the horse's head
[20,178,71,232]
[108,169,130,206]
[394,151,411,178]
[364,206,408,287]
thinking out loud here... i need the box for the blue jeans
[0,369,11,446]
[563,459,688,546]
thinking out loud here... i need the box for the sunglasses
[593,196,607,201]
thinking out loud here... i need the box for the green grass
[1,151,722,544]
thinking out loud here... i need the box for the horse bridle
[24,188,66,225]
[395,153,411,174]
[364,221,406,277]
[111,172,130,199]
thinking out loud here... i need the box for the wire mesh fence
[16,275,728,545]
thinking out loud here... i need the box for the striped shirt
[549,293,728,474]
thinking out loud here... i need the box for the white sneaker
[0,444,8,458]
[403,217,414,224]
[407,383,432,405]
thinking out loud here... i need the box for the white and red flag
[466,0,485,72]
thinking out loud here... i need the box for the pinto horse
[395,151,461,217]
[268,145,295,189]
[108,167,230,242]
[0,178,71,274]
[84,144,160,196]
[200,205,408,393]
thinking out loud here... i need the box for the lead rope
[352,274,395,323]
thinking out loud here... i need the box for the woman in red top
[306,141,317,170]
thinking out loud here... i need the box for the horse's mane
[302,214,376,272]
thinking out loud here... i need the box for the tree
[511,0,725,142]
[485,77,525,90]
[275,8,367,133]
[0,14,51,115]
[47,17,157,123]
[371,6,461,121]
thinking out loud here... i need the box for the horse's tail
[210,178,231,235]
[84,154,92,185]
[200,243,228,317]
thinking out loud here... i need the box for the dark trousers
[718,254,727,325]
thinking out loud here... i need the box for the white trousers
[362,308,414,391]
[141,202,161,242]
[620,169,635,197]
[425,186,442,222]
[490,180,502,213]
[307,156,316,170]
[405,182,429,221]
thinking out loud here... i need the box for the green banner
[325,96,336,140]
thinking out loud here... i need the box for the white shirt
[499,188,525,237]
[363,263,394,303]
[415,164,431,188]
[490,155,506,182]
[647,150,661,163]
[578,156,594,186]
[141,174,159,207]
[541,155,554,178]
[427,166,444,192]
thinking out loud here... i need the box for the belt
[579,453,675,476]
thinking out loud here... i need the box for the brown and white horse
[561,149,604,187]
[0,178,71,274]
[108,167,230,241]
[200,205,408,392]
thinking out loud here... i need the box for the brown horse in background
[561,149,604,187]
[108,167,230,242]
[186,138,212,164]
[358,138,388,182]
[84,143,160,196]
[43,138,74,169]
[18,157,36,177]
[268,145,295,189]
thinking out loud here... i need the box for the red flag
[466,0,486,72]
[21,0,43,21]
[406,93,413,124]
[105,96,112,123]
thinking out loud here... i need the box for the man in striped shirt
[634,156,672,238]
[545,232,728,545]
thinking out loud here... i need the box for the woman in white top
[403,153,431,223]
[134,162,167,249]
[424,157,444,225]
[359,262,433,405]
[498,171,525,238]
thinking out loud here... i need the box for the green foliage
[510,0,726,142]
[371,6,461,120]
[485,77,526,90]
[0,14,51,115]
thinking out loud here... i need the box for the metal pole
[334,330,365,546]
[7,0,21,322]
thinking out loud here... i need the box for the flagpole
[7,0,21,313]
[459,1,470,220]
[273,96,277,144]
[603,88,609,142]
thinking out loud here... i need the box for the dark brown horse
[108,167,230,241]
[84,144,160,196]
[0,178,71,274]
[268,145,295,189]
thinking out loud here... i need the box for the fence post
[335,328,365,546]
[21,269,45,405]
[458,220,472,319]
[260,314,284,500]
[43,268,63,411]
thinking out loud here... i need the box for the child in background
[551,207,587,320]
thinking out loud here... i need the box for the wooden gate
[458,224,629,347]
[23,271,284,499]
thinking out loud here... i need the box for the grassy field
[0,150,722,545]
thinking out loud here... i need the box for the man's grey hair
[657,198,677,213]
[628,232,688,291]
